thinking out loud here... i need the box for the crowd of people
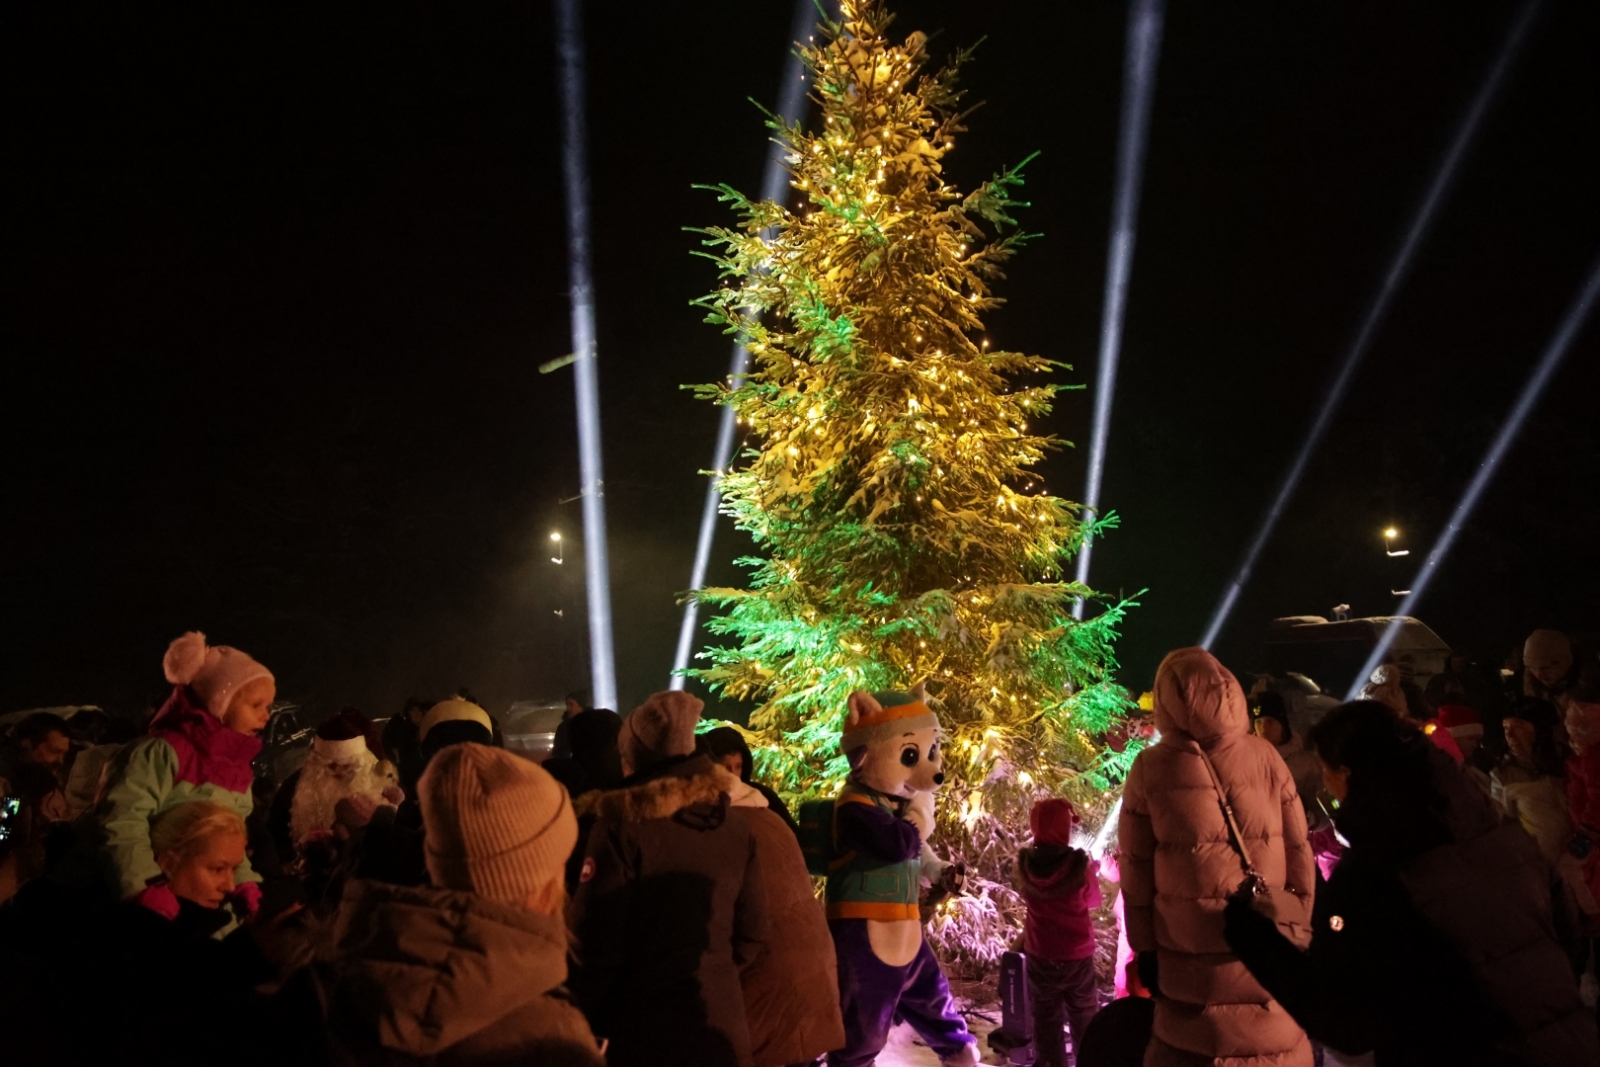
[0,625,1596,1067]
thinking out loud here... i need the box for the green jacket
[97,737,259,898]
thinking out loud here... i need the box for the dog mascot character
[826,687,978,1067]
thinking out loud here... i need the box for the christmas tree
[686,0,1138,973]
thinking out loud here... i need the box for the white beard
[289,747,387,848]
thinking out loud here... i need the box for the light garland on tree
[685,0,1142,974]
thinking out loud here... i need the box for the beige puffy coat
[1120,648,1314,1067]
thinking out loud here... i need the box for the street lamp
[550,532,564,565]
[1383,527,1409,558]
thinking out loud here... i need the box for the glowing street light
[1349,245,1600,699]
[550,531,564,565]
[1198,0,1543,650]
[1383,527,1409,557]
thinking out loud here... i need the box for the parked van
[1263,615,1452,699]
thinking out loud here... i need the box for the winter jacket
[570,753,770,1067]
[1015,844,1101,961]
[1227,739,1597,1067]
[92,687,261,899]
[300,879,601,1067]
[727,783,845,1066]
[1119,647,1314,1067]
[1565,745,1600,906]
[1492,762,1572,863]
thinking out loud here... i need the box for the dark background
[3,1,1597,720]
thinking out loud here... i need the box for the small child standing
[1015,798,1102,1067]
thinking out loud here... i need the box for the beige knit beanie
[619,690,703,772]
[419,743,576,906]
[419,698,495,741]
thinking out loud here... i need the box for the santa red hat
[1435,704,1483,742]
[313,706,386,763]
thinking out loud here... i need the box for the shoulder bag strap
[1193,741,1258,877]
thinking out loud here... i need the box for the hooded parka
[722,773,847,1067]
[570,753,770,1067]
[301,879,602,1067]
[1119,647,1314,1067]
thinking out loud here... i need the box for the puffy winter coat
[92,687,261,899]
[1119,647,1314,1067]
[1015,844,1101,961]
[1492,762,1571,863]
[301,879,601,1066]
[570,754,769,1067]
[726,782,845,1066]
[1228,738,1597,1067]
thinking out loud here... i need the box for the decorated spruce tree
[687,0,1137,972]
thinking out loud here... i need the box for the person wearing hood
[1118,647,1315,1067]
[92,632,273,919]
[569,691,770,1067]
[1224,700,1596,1066]
[1015,798,1102,1067]
[1251,691,1326,832]
[290,742,602,1067]
[700,724,799,834]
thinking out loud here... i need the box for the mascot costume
[826,687,978,1067]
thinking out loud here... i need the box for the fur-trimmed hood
[1015,843,1090,900]
[573,754,763,826]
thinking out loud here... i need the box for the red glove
[133,883,180,920]
[233,880,262,918]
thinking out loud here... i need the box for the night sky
[4,1,1598,721]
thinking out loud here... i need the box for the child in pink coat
[1015,798,1102,1067]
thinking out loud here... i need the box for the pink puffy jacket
[1119,648,1314,1067]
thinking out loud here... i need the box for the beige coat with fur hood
[1120,648,1315,1067]
[723,774,847,1066]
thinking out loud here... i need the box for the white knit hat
[419,743,576,905]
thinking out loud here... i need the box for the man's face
[23,730,71,769]
[1252,717,1285,746]
[564,698,583,718]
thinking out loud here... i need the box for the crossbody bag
[1194,742,1313,948]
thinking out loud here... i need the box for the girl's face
[1503,717,1536,762]
[162,831,246,909]
[718,752,744,779]
[223,677,276,736]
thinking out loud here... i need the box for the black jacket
[1225,741,1595,1067]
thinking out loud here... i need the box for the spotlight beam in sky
[670,0,827,690]
[1198,0,1543,650]
[1347,248,1600,700]
[555,0,617,710]
[1073,0,1166,619]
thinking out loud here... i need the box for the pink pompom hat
[163,631,274,719]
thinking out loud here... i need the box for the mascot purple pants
[829,919,973,1067]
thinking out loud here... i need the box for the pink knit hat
[163,631,274,719]
[419,742,577,906]
[620,690,703,771]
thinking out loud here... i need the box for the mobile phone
[0,795,21,842]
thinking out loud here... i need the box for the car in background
[254,702,314,786]
[503,699,566,762]
[1263,615,1453,703]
